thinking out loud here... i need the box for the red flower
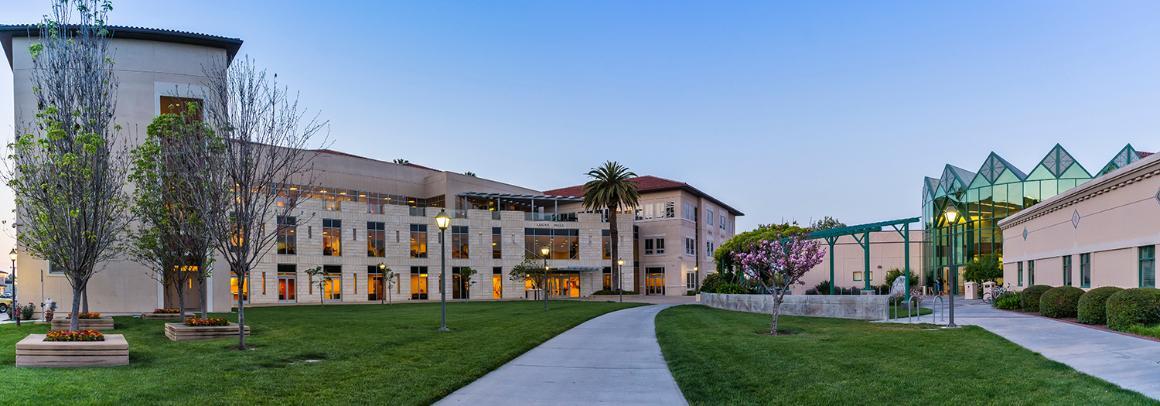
[45,329,105,342]
[184,316,229,327]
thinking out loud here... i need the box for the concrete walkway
[892,299,1160,400]
[437,304,687,406]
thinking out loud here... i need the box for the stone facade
[700,292,890,320]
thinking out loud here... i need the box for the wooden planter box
[50,316,115,331]
[141,313,184,320]
[164,323,250,342]
[15,334,129,367]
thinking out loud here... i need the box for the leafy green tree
[582,161,640,301]
[510,258,549,311]
[304,266,325,305]
[810,216,846,231]
[6,0,132,331]
[713,222,808,281]
[964,254,1003,283]
[128,102,223,319]
[456,266,477,300]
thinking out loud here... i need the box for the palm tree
[582,161,640,302]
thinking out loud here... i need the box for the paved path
[437,304,687,406]
[892,300,1160,400]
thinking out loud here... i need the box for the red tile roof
[544,175,743,216]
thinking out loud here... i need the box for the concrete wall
[1001,153,1160,291]
[700,292,890,320]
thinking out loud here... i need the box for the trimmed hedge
[1105,288,1160,332]
[1076,287,1123,325]
[993,291,1022,310]
[1039,286,1084,318]
[1021,285,1052,312]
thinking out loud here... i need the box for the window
[524,228,579,260]
[853,271,863,282]
[452,226,469,259]
[492,227,502,259]
[277,264,296,302]
[410,224,428,258]
[707,241,715,257]
[324,193,342,211]
[231,274,249,303]
[664,202,675,218]
[1062,255,1072,286]
[367,222,385,257]
[644,238,665,255]
[603,267,612,290]
[1028,260,1036,286]
[1017,262,1024,286]
[635,202,677,220]
[452,267,472,299]
[602,230,611,260]
[367,265,383,301]
[706,208,715,226]
[1080,253,1091,288]
[492,267,503,299]
[276,216,297,255]
[1140,246,1156,288]
[720,215,726,230]
[682,202,696,221]
[323,265,342,301]
[686,272,698,290]
[160,96,203,119]
[367,195,384,214]
[685,237,695,256]
[410,266,429,299]
[323,219,342,256]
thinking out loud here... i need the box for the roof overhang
[458,192,584,203]
[0,24,243,67]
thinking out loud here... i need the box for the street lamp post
[616,258,625,303]
[377,262,386,305]
[943,206,959,328]
[540,246,550,311]
[9,248,17,326]
[435,209,451,332]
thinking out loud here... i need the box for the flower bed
[50,315,115,331]
[77,312,102,319]
[165,321,249,342]
[16,333,129,367]
[45,329,105,342]
[154,308,181,314]
[184,316,229,327]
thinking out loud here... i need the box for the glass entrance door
[646,268,665,295]
[277,274,296,302]
[547,273,580,298]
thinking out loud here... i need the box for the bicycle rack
[931,295,945,324]
[907,296,922,323]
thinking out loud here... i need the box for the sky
[3,0,1160,259]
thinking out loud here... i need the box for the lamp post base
[437,326,450,332]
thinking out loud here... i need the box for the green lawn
[656,305,1155,405]
[887,304,932,319]
[0,300,637,405]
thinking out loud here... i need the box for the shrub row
[1010,285,1159,332]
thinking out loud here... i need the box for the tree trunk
[608,206,621,296]
[770,294,782,336]
[176,272,187,319]
[236,270,246,350]
[69,286,83,331]
[199,276,208,318]
[82,283,90,313]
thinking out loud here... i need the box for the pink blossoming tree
[734,236,827,335]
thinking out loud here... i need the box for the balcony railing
[524,212,578,222]
[408,207,427,217]
[491,211,502,220]
[452,209,468,219]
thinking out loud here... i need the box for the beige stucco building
[1000,152,1160,291]
[3,26,653,314]
[795,230,925,295]
[546,176,743,296]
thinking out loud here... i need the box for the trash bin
[964,281,978,299]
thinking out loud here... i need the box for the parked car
[0,295,10,315]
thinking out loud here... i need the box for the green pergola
[805,217,920,300]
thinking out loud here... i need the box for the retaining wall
[700,293,889,320]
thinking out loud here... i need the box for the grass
[1126,324,1160,339]
[887,304,932,319]
[0,300,637,405]
[656,305,1155,405]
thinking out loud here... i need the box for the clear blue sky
[3,0,1160,252]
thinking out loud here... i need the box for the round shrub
[714,283,749,294]
[1021,285,1052,312]
[1105,288,1160,331]
[1076,287,1123,325]
[1039,286,1084,318]
[993,291,1022,310]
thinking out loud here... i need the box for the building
[923,144,1152,293]
[796,229,925,295]
[1000,151,1159,290]
[3,25,642,314]
[546,176,743,296]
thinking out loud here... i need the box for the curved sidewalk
[437,304,687,406]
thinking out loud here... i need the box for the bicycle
[982,282,1007,304]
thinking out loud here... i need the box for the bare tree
[5,0,132,331]
[201,57,326,350]
[128,101,223,319]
